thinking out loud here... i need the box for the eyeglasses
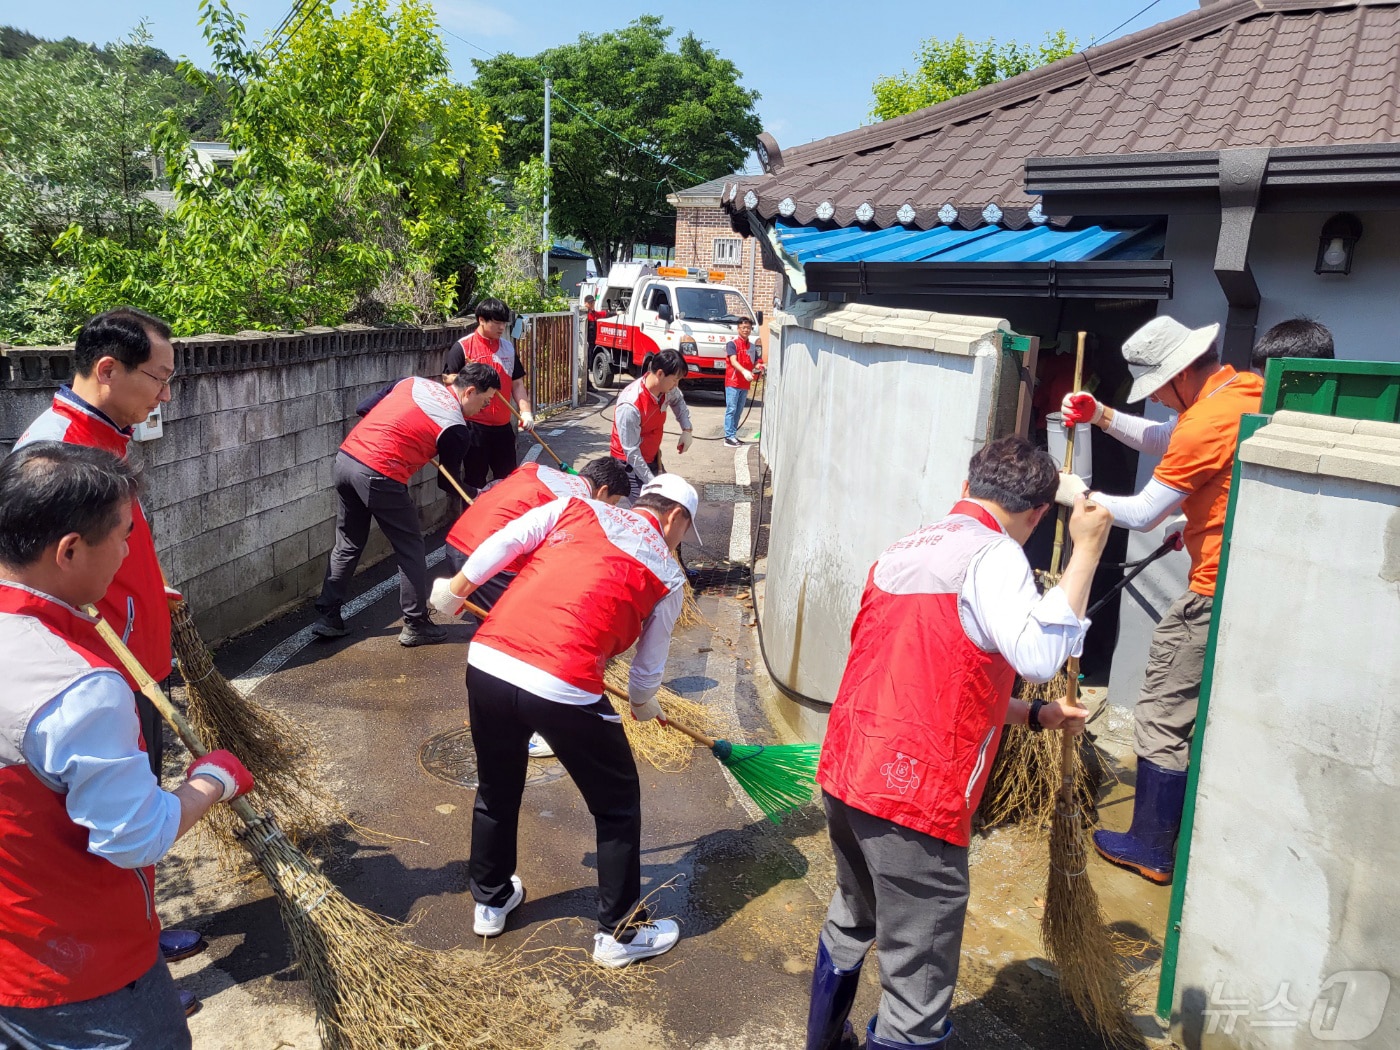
[137,367,176,391]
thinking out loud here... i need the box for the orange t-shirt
[1153,365,1264,597]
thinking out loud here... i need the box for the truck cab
[588,264,756,389]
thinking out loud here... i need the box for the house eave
[802,260,1173,300]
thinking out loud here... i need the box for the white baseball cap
[1123,315,1221,403]
[638,473,702,545]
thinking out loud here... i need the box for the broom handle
[88,610,261,826]
[1048,331,1087,577]
[457,594,716,747]
[495,391,567,469]
[431,458,474,505]
[1059,655,1082,802]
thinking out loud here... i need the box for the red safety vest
[472,498,682,696]
[340,377,467,483]
[445,463,589,573]
[725,337,755,391]
[16,389,172,689]
[610,376,669,464]
[457,331,516,427]
[817,501,1019,847]
[0,582,160,1007]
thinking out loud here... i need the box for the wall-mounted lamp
[1315,213,1362,275]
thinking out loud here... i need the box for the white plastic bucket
[1045,412,1093,485]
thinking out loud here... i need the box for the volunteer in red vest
[610,349,695,499]
[1057,315,1264,884]
[808,436,1110,1050]
[722,316,762,448]
[0,442,253,1049]
[432,474,698,968]
[583,294,609,350]
[311,363,500,646]
[435,456,629,759]
[13,306,212,1010]
[441,298,534,490]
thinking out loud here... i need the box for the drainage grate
[687,561,752,597]
[419,726,565,789]
[702,482,760,503]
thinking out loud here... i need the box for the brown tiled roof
[723,0,1400,231]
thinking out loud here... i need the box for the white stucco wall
[1171,411,1400,1048]
[758,302,1012,715]
[1106,209,1400,720]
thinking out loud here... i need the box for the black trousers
[466,666,642,932]
[461,422,519,490]
[613,454,662,502]
[458,570,512,638]
[136,692,163,779]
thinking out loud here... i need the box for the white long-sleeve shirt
[613,387,693,483]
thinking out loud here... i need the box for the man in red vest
[722,316,761,447]
[432,456,629,758]
[14,307,212,1010]
[312,363,499,646]
[0,442,253,1049]
[807,436,1111,1050]
[441,298,535,490]
[432,474,700,968]
[610,349,695,499]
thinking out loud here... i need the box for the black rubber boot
[865,1015,954,1048]
[805,937,862,1050]
[1092,756,1188,884]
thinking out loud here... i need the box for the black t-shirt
[443,338,526,382]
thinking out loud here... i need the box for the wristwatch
[1028,698,1047,733]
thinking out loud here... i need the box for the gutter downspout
[1213,147,1269,368]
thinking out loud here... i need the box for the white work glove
[629,685,664,723]
[1162,513,1188,552]
[429,576,468,618]
[676,430,694,454]
[1061,391,1104,428]
[1055,471,1090,508]
[519,410,535,432]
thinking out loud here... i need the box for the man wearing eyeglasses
[13,307,210,1016]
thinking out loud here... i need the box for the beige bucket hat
[1123,316,1221,403]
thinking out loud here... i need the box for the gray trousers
[0,958,190,1050]
[821,793,967,1044]
[1134,590,1214,772]
[316,452,430,624]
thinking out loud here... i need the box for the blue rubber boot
[865,1014,954,1048]
[1092,757,1187,885]
[805,938,862,1050]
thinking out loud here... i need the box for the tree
[871,30,1077,121]
[55,0,501,334]
[0,26,176,343]
[471,18,761,268]
[475,159,568,313]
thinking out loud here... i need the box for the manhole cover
[419,726,565,789]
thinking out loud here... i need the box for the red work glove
[187,750,255,803]
[164,585,183,609]
[1061,392,1103,428]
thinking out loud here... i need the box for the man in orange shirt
[1057,315,1263,884]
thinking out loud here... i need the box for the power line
[268,0,322,62]
[1090,0,1170,46]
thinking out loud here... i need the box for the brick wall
[1,324,470,642]
[673,203,781,353]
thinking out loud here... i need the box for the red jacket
[456,331,516,428]
[16,389,172,688]
[0,583,160,1007]
[445,463,589,573]
[340,377,467,483]
[610,376,669,464]
[817,502,1018,847]
[725,336,756,390]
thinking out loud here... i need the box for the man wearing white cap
[1056,315,1263,884]
[432,473,699,966]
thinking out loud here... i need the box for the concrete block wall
[1,323,470,642]
[1171,411,1400,1048]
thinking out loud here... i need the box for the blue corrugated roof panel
[776,222,1162,265]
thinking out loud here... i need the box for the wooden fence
[518,311,576,412]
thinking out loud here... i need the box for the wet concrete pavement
[158,385,1178,1049]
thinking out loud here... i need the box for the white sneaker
[527,733,554,759]
[473,875,524,937]
[592,919,681,968]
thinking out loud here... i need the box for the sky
[6,0,1199,170]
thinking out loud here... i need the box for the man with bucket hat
[1056,315,1263,884]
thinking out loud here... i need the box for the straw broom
[1039,333,1137,1045]
[602,659,731,773]
[168,598,342,864]
[93,611,601,1050]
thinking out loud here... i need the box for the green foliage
[475,159,568,314]
[471,17,761,267]
[0,26,176,343]
[871,30,1077,120]
[54,0,501,336]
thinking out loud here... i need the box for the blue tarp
[776,221,1162,266]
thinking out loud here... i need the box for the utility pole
[542,78,552,292]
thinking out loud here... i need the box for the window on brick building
[712,237,742,266]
